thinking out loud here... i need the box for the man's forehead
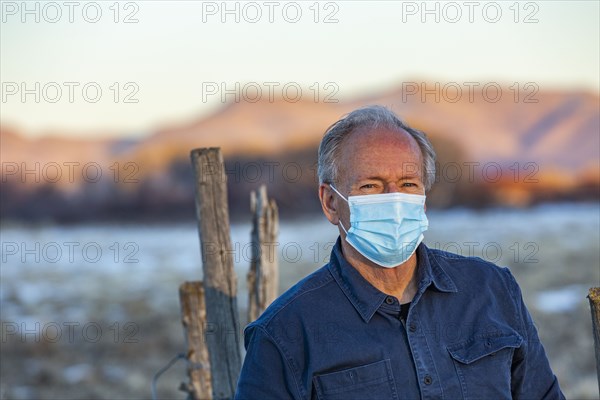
[336,127,423,183]
[339,127,422,162]
[352,162,422,178]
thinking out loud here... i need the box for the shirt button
[409,324,417,332]
[385,296,395,305]
[424,375,433,385]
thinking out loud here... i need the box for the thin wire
[151,352,187,400]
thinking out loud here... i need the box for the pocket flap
[447,333,523,365]
[313,359,392,395]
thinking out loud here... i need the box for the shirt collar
[328,237,457,323]
[416,244,458,295]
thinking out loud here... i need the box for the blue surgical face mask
[330,184,428,268]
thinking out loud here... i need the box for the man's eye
[402,182,417,187]
[360,184,377,189]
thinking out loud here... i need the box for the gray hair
[317,105,437,191]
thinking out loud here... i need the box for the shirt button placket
[406,310,441,398]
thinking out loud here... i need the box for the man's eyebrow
[398,174,421,179]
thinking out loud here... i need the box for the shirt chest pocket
[447,333,523,400]
[312,359,398,400]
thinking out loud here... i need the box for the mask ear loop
[329,184,350,234]
[329,184,348,202]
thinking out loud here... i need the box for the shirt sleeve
[235,324,302,400]
[504,268,566,400]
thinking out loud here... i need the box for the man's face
[320,126,425,229]
[338,127,424,194]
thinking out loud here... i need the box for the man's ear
[319,184,339,225]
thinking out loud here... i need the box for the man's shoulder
[246,263,336,330]
[425,245,516,289]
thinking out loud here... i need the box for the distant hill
[1,82,598,223]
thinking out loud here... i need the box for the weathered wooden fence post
[247,184,279,323]
[179,281,212,400]
[588,287,600,396]
[190,148,242,400]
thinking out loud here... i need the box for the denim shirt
[235,239,564,399]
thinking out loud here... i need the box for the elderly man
[235,106,564,399]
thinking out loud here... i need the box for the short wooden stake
[588,287,600,397]
[179,281,212,400]
[247,184,279,323]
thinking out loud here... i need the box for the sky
[1,0,599,138]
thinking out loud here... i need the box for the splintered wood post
[190,148,242,400]
[588,287,600,396]
[179,281,212,400]
[247,185,279,323]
